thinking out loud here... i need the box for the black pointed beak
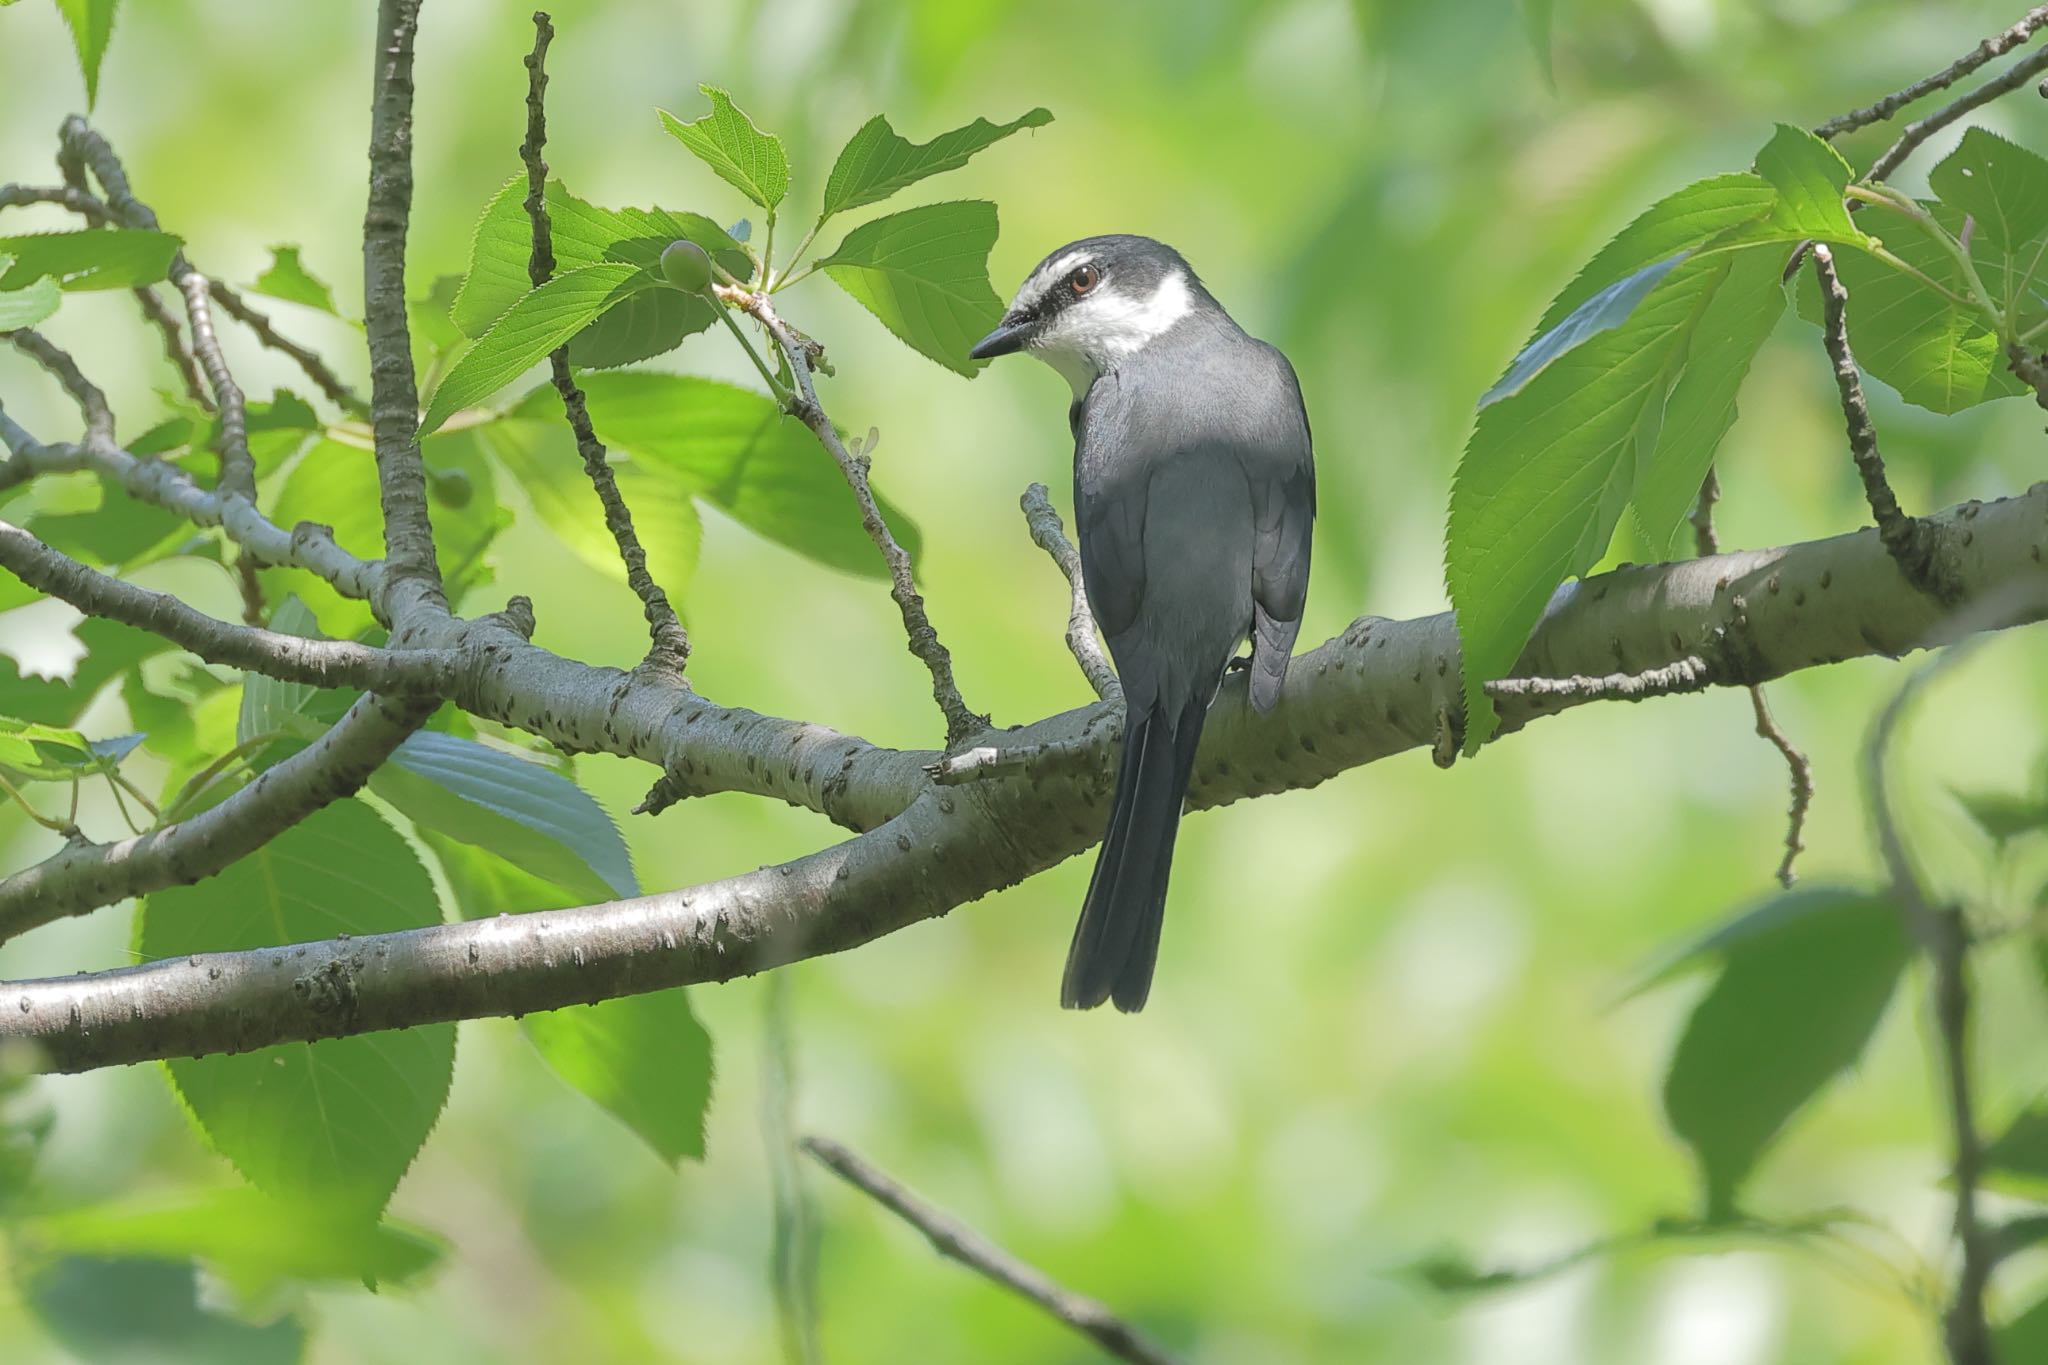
[969,312,1032,361]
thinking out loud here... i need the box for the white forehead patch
[1025,268,1194,396]
[1011,249,1096,313]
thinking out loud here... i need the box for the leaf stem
[758,211,777,295]
[1847,185,2001,323]
[0,769,78,835]
[772,221,825,292]
[717,302,793,404]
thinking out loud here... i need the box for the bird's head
[970,234,1206,393]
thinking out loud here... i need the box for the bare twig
[211,281,367,417]
[1810,245,1950,600]
[0,521,456,693]
[360,0,448,622]
[729,287,987,747]
[1813,7,2048,142]
[0,182,109,220]
[1691,469,1813,887]
[1866,39,2048,184]
[1483,656,1712,701]
[520,11,689,676]
[130,286,213,410]
[764,975,823,1365]
[802,1135,1178,1365]
[1020,482,1120,702]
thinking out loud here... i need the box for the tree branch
[130,285,213,412]
[802,1135,1179,1365]
[1811,245,1951,600]
[519,11,689,676]
[4,482,2045,1071]
[210,281,368,418]
[1020,482,1120,703]
[361,0,446,623]
[728,287,988,748]
[1813,6,2048,142]
[1866,39,2048,183]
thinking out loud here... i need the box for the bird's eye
[1069,264,1100,296]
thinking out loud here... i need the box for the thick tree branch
[361,0,446,622]
[1021,482,1120,702]
[802,1136,1178,1365]
[728,288,988,748]
[519,11,689,676]
[4,484,2045,1071]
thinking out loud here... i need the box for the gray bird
[970,235,1316,1012]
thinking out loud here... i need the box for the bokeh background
[6,1,2048,1361]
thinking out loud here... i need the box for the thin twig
[764,974,824,1365]
[1866,40,2048,184]
[359,0,448,620]
[1810,245,1950,600]
[1813,7,2048,142]
[1484,656,1712,701]
[211,281,367,417]
[10,329,114,446]
[130,286,213,411]
[1020,483,1121,702]
[520,11,689,676]
[1691,469,1813,887]
[0,182,109,220]
[728,287,987,748]
[803,1136,1179,1365]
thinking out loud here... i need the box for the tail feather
[1061,696,1211,1012]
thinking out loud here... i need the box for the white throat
[1025,270,1194,397]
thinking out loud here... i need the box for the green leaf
[1747,123,1859,241]
[821,107,1052,219]
[567,284,717,370]
[465,407,699,599]
[0,274,60,329]
[1481,255,1687,406]
[420,263,646,434]
[1952,786,2048,845]
[450,177,744,340]
[1929,127,2048,252]
[1793,203,2029,413]
[0,228,178,291]
[2000,1294,2048,1364]
[0,616,171,725]
[54,0,119,108]
[368,730,636,902]
[1656,888,1910,1218]
[523,991,714,1166]
[566,372,925,574]
[1449,255,1730,747]
[1629,250,1787,555]
[16,1188,442,1295]
[1983,1104,2048,1192]
[1533,173,1775,330]
[25,472,187,568]
[657,86,789,212]
[137,800,455,1227]
[18,1256,304,1365]
[235,597,335,747]
[248,245,340,316]
[0,715,108,782]
[820,200,1004,376]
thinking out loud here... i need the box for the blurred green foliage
[7,1,2048,1362]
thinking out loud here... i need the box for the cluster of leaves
[1447,124,2048,745]
[0,85,1052,1343]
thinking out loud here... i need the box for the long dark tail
[1061,693,1209,1012]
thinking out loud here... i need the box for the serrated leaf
[1630,250,1787,555]
[565,372,925,574]
[1450,255,1729,747]
[1535,174,1776,330]
[54,0,119,108]
[0,274,60,329]
[1657,888,1909,1218]
[522,992,714,1166]
[820,200,1003,376]
[464,407,699,600]
[658,86,789,212]
[236,596,330,746]
[568,284,717,369]
[1749,123,1859,240]
[0,616,171,725]
[0,228,179,291]
[0,715,105,781]
[1793,202,2029,413]
[138,800,454,1226]
[451,177,745,340]
[421,264,647,434]
[368,730,636,902]
[1481,255,1687,406]
[821,107,1052,220]
[248,245,340,316]
[1930,127,2048,251]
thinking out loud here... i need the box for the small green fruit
[659,240,713,294]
